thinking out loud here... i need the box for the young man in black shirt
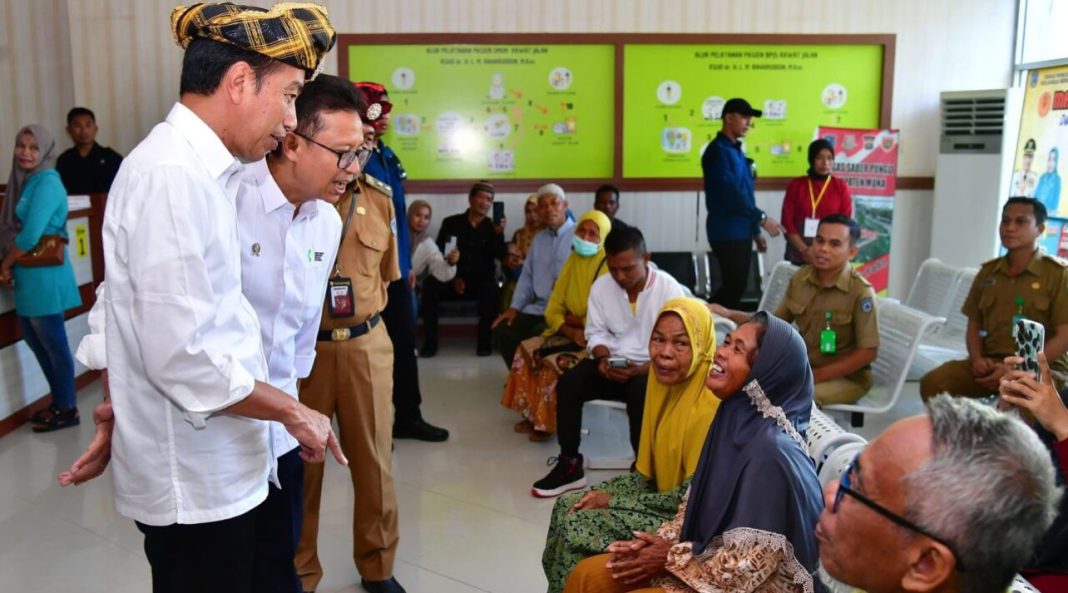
[55,107,123,195]
[420,181,506,357]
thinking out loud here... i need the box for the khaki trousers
[295,322,398,591]
[814,377,869,406]
[920,358,1068,401]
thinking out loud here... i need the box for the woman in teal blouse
[0,125,83,432]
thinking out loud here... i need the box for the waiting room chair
[904,258,963,318]
[907,267,977,381]
[580,400,634,470]
[824,301,945,425]
[650,252,699,295]
[756,261,799,313]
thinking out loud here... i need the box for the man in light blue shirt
[492,183,576,366]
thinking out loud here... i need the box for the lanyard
[807,176,832,216]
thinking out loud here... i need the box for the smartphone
[444,236,457,254]
[492,201,505,224]
[607,357,629,369]
[1015,318,1045,382]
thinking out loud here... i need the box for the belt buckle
[331,327,351,342]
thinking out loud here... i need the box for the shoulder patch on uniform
[390,216,397,236]
[362,173,393,198]
[1045,253,1068,268]
[860,297,874,313]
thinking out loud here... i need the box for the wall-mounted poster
[818,126,900,294]
[1012,65,1068,216]
[624,44,884,179]
[346,43,615,180]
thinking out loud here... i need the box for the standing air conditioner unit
[929,88,1023,268]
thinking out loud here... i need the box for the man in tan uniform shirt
[296,128,404,593]
[712,215,879,406]
[921,197,1068,400]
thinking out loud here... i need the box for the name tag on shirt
[804,218,820,238]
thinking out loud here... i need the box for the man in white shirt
[532,227,686,497]
[234,74,366,593]
[57,6,345,593]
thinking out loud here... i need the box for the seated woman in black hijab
[563,312,824,593]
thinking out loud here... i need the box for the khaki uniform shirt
[962,250,1068,374]
[774,265,880,375]
[318,174,401,331]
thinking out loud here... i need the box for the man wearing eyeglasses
[816,395,1061,593]
[294,87,407,593]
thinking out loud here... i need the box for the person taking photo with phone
[420,180,506,357]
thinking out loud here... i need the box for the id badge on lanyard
[327,189,359,318]
[805,177,831,238]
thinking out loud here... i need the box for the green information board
[622,44,884,178]
[346,43,615,180]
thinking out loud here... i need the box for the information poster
[346,44,615,180]
[1012,65,1068,216]
[818,126,900,294]
[623,44,883,178]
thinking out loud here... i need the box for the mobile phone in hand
[607,357,628,369]
[1015,318,1045,382]
[493,201,505,224]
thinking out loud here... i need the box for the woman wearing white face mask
[501,210,611,441]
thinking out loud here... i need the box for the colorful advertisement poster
[347,44,615,180]
[1012,65,1068,216]
[817,126,900,294]
[623,44,884,178]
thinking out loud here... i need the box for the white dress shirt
[412,236,456,282]
[102,103,270,526]
[237,158,341,466]
[585,267,686,363]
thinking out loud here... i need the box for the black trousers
[555,358,648,457]
[491,312,547,368]
[381,279,423,426]
[709,239,753,310]
[136,447,304,593]
[421,275,499,349]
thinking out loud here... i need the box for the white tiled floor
[2,337,926,593]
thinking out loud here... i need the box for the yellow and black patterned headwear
[171,2,336,80]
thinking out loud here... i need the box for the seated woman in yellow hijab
[502,210,612,441]
[541,298,721,593]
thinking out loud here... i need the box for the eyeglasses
[292,131,372,170]
[833,453,965,572]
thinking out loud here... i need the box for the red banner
[817,127,900,293]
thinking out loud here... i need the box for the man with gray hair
[492,183,575,367]
[817,395,1062,593]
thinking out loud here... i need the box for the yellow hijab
[635,298,721,492]
[542,210,612,335]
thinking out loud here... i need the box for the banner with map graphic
[817,126,900,294]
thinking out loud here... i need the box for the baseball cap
[721,98,762,118]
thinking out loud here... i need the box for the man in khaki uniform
[921,197,1068,400]
[712,215,879,406]
[296,113,405,593]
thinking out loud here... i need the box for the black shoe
[393,419,449,442]
[531,454,586,498]
[419,339,438,358]
[476,344,492,357]
[361,577,407,593]
[31,405,80,433]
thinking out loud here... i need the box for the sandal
[32,405,80,433]
[528,430,553,442]
[514,419,534,433]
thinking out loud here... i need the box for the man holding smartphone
[921,197,1068,399]
[421,180,507,357]
[531,227,685,498]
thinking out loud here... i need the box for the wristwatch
[759,210,768,223]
